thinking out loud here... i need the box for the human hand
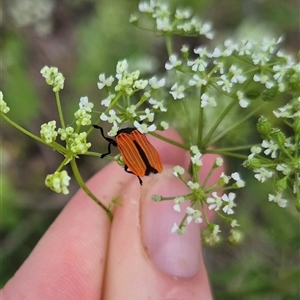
[2,129,222,300]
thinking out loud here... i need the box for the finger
[103,169,213,300]
[2,163,130,300]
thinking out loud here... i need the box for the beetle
[93,124,162,185]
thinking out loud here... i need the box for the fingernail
[141,169,201,278]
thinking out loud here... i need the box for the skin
[2,129,223,300]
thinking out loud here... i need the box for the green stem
[208,102,266,146]
[1,113,45,143]
[165,35,173,56]
[70,158,113,220]
[55,91,66,129]
[149,131,188,150]
[202,97,236,147]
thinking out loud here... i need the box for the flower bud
[270,128,286,147]
[243,158,261,169]
[228,229,243,245]
[256,116,271,137]
[275,177,287,194]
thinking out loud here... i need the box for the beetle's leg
[93,125,117,158]
[124,165,143,185]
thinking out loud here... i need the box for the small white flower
[199,21,214,39]
[216,75,232,93]
[156,17,172,31]
[108,126,119,137]
[129,14,138,23]
[268,193,288,208]
[222,192,236,215]
[207,192,222,211]
[149,77,166,89]
[229,65,246,83]
[175,8,192,19]
[116,60,128,74]
[181,45,189,53]
[79,96,94,112]
[133,121,156,133]
[100,109,121,124]
[138,2,154,13]
[173,166,185,177]
[252,52,270,66]
[187,58,208,72]
[126,105,137,117]
[253,74,274,89]
[236,91,249,108]
[170,83,185,100]
[171,223,186,234]
[186,207,202,224]
[190,145,200,155]
[165,55,182,70]
[220,172,230,184]
[254,168,274,182]
[173,196,185,212]
[188,74,207,87]
[231,219,240,227]
[231,172,245,188]
[201,93,217,107]
[237,40,253,56]
[191,152,202,167]
[133,79,148,90]
[97,74,114,89]
[160,121,169,130]
[215,157,224,167]
[248,146,261,159]
[187,181,200,190]
[140,108,154,122]
[276,164,292,175]
[149,98,167,112]
[261,140,278,158]
[101,94,115,107]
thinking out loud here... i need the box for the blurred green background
[1,0,299,298]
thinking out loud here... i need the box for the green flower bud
[228,229,243,245]
[261,86,278,102]
[257,116,271,137]
[275,177,287,194]
[243,158,261,169]
[270,128,286,147]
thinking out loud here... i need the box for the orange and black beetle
[93,125,162,185]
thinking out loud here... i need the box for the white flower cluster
[97,59,167,135]
[162,36,297,109]
[170,148,245,235]
[244,98,300,208]
[135,1,214,39]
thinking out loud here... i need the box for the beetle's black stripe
[133,140,158,175]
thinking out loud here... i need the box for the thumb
[103,168,212,300]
